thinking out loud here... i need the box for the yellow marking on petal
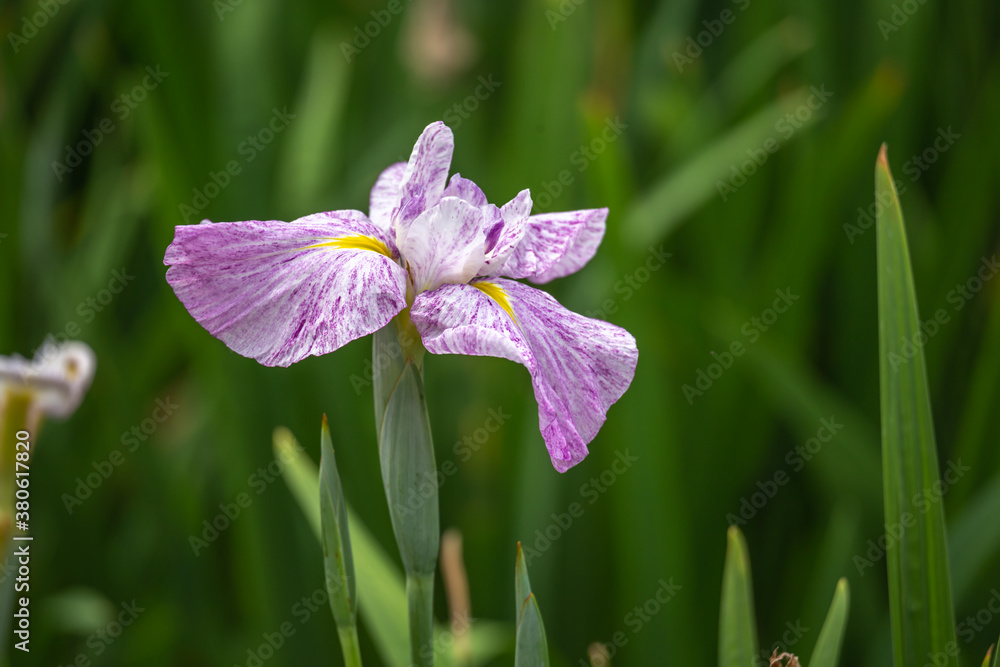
[302,235,393,258]
[473,281,519,326]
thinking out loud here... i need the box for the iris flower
[0,340,96,427]
[164,121,637,471]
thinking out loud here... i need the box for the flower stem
[407,571,436,667]
[336,624,364,667]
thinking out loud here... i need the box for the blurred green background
[2,0,999,664]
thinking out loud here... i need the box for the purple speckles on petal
[501,208,608,283]
[410,280,638,472]
[164,210,408,367]
[397,197,487,293]
[400,121,454,208]
[369,161,406,241]
[442,173,488,207]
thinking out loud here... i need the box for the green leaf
[719,526,758,667]
[982,644,995,667]
[514,545,549,667]
[319,415,356,626]
[375,345,438,578]
[275,427,510,667]
[275,426,408,667]
[875,144,958,667]
[809,578,850,667]
[515,542,532,611]
[318,415,362,666]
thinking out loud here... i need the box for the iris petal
[411,279,637,472]
[164,211,408,367]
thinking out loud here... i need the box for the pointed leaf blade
[319,414,357,629]
[875,144,958,667]
[719,526,758,667]
[515,594,549,667]
[808,578,850,667]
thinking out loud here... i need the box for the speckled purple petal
[369,161,406,239]
[397,197,486,293]
[441,174,487,207]
[410,279,637,472]
[391,123,455,240]
[396,121,453,225]
[479,189,531,277]
[501,208,608,283]
[164,211,408,367]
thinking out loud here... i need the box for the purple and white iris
[164,121,637,472]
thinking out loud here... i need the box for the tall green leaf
[319,415,362,666]
[274,427,509,667]
[875,144,958,667]
[809,578,850,667]
[719,526,758,667]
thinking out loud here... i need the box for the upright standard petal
[400,122,453,209]
[164,211,408,367]
[397,197,487,293]
[500,208,607,284]
[410,279,637,471]
[369,161,406,238]
[441,173,487,207]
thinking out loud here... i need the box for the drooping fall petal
[410,278,637,471]
[164,211,408,367]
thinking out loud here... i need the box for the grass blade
[515,544,549,667]
[875,144,958,667]
[719,526,758,667]
[809,578,850,667]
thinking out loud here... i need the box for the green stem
[336,624,364,667]
[407,572,435,667]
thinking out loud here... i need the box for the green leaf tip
[720,526,758,667]
[875,144,958,667]
[809,578,850,667]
